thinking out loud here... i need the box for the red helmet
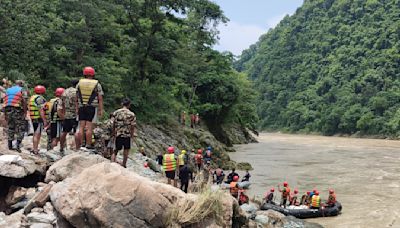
[315,191,320,196]
[294,189,298,194]
[55,88,65,97]
[34,85,46,94]
[197,149,202,154]
[167,147,174,153]
[83,66,95,77]
[270,188,275,192]
[283,181,288,187]
[313,188,317,193]
[143,162,149,168]
[329,189,334,194]
[233,176,239,182]
[306,191,310,195]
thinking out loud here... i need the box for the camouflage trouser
[5,107,25,141]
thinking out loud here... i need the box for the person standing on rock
[179,163,193,193]
[29,85,48,155]
[163,146,178,187]
[4,80,28,152]
[75,66,104,150]
[111,98,136,168]
[195,149,203,172]
[178,150,187,169]
[60,79,79,151]
[47,88,65,151]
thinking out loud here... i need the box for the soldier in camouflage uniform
[111,98,136,168]
[60,79,79,152]
[3,80,28,151]
[93,116,113,158]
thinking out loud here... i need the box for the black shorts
[63,119,78,133]
[50,122,62,139]
[165,170,176,180]
[115,137,131,151]
[78,106,96,122]
[32,120,44,134]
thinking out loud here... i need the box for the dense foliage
[0,0,258,134]
[237,0,400,136]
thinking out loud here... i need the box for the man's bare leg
[32,132,40,153]
[122,149,129,168]
[85,122,93,147]
[60,132,67,151]
[75,121,86,149]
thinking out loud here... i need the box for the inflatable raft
[222,181,251,189]
[260,202,342,219]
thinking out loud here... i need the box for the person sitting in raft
[242,169,251,182]
[326,189,336,207]
[226,168,239,184]
[310,191,321,209]
[264,188,275,204]
[300,191,310,205]
[289,189,299,206]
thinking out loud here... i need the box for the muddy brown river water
[232,133,400,228]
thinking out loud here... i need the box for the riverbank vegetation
[237,0,400,137]
[0,0,258,141]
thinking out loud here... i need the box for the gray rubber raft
[260,202,342,219]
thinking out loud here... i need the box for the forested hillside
[0,0,258,138]
[237,0,400,136]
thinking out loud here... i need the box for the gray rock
[45,153,109,183]
[0,211,24,228]
[0,157,36,178]
[5,186,27,206]
[240,203,258,214]
[29,223,53,228]
[27,212,56,224]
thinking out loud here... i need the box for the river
[231,133,400,228]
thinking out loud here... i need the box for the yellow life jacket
[311,195,320,208]
[29,95,43,120]
[163,154,176,171]
[178,154,185,166]
[48,98,61,122]
[77,78,98,106]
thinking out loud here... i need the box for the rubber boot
[8,140,13,150]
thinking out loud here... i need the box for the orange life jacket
[328,193,336,205]
[195,154,203,164]
[282,187,290,198]
[230,182,239,196]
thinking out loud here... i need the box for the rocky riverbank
[0,146,324,228]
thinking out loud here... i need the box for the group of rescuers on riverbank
[1,66,338,205]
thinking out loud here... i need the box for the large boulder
[50,162,187,228]
[0,211,24,228]
[0,154,44,178]
[45,153,109,183]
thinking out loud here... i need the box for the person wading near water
[4,80,28,152]
[29,85,48,155]
[242,169,251,182]
[310,191,321,209]
[75,66,104,150]
[111,98,136,168]
[60,79,79,152]
[179,163,193,193]
[46,88,65,151]
[163,146,178,187]
[326,189,336,207]
[264,188,275,204]
[278,181,291,208]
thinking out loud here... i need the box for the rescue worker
[264,188,275,204]
[75,66,104,150]
[226,168,239,184]
[278,181,291,208]
[60,79,79,152]
[48,88,65,150]
[289,189,299,206]
[230,176,240,199]
[111,98,136,168]
[204,148,212,164]
[300,191,311,205]
[4,80,28,151]
[179,163,193,193]
[163,146,177,187]
[180,111,186,126]
[195,149,203,172]
[310,191,321,209]
[242,169,251,182]
[213,167,225,184]
[178,150,187,169]
[326,189,337,207]
[29,85,48,155]
[190,113,195,128]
